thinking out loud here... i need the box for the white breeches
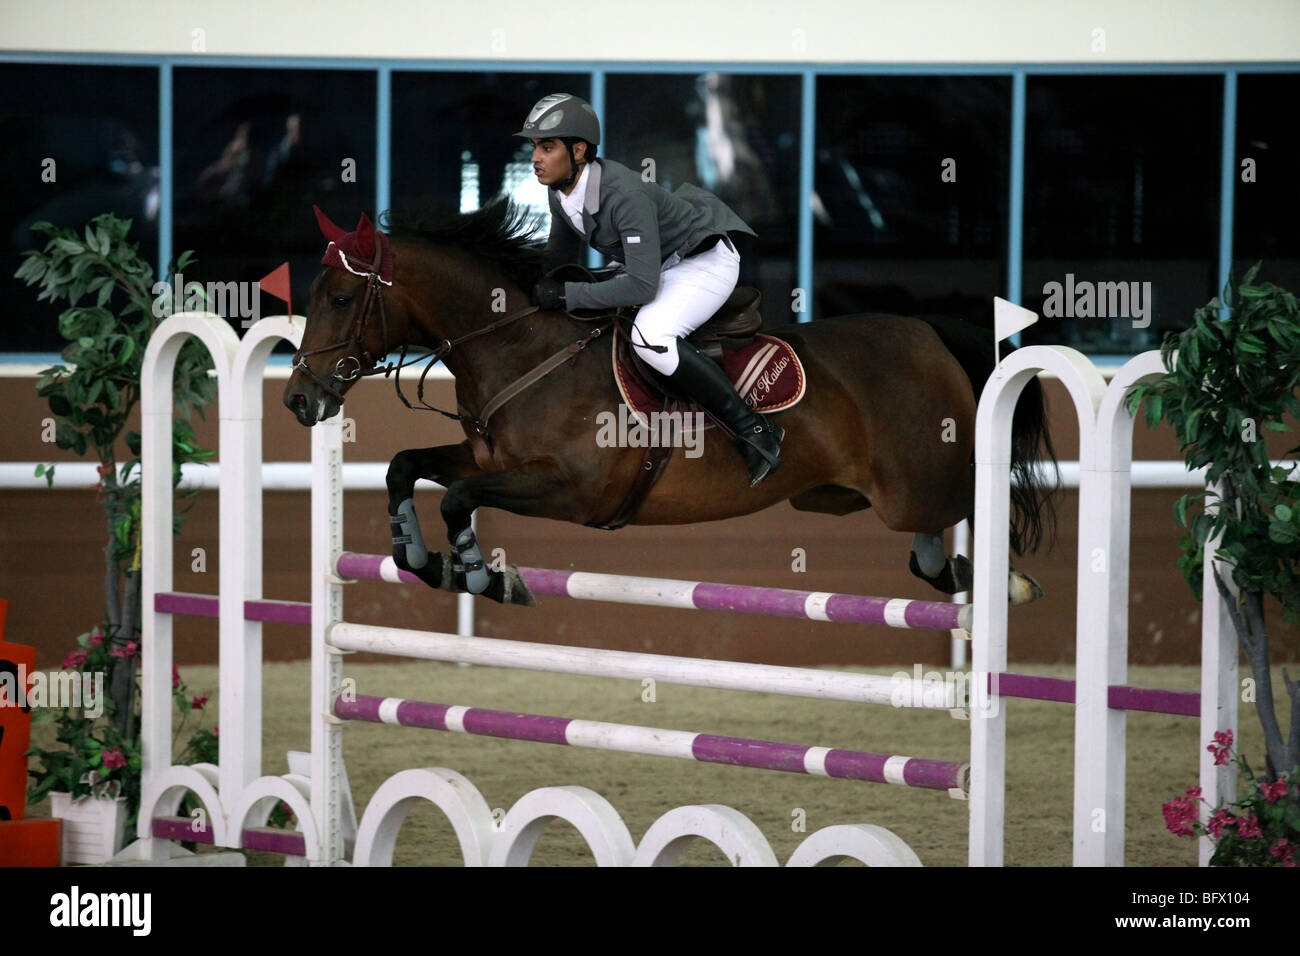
[632,237,741,375]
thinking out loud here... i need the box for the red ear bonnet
[314,206,393,284]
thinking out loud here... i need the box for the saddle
[553,263,763,357]
[547,263,805,532]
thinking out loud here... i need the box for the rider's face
[530,138,583,188]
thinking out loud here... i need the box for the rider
[516,93,785,487]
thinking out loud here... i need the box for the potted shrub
[16,213,219,861]
[1128,263,1300,865]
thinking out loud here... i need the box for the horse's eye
[332,295,351,308]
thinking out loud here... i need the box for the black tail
[918,315,1060,556]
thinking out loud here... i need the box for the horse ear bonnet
[314,205,394,283]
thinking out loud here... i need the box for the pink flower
[109,640,139,659]
[1268,839,1295,865]
[1162,795,1199,837]
[1206,809,1235,838]
[1236,814,1262,839]
[213,726,220,737]
[1206,730,1234,766]
[62,650,87,670]
[88,631,103,647]
[101,748,127,770]
[172,665,181,689]
[1260,779,1291,804]
[191,696,208,710]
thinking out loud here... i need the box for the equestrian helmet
[513,93,601,146]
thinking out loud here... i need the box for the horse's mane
[380,197,547,290]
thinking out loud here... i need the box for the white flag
[994,296,1038,342]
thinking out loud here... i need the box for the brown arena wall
[3,371,1298,669]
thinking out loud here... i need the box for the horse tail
[917,315,1060,556]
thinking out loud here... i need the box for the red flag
[258,262,292,317]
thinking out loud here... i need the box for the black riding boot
[664,338,785,486]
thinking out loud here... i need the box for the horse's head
[284,206,397,425]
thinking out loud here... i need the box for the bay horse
[285,199,1058,608]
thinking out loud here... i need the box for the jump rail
[335,694,970,795]
[337,552,973,632]
[124,312,1236,869]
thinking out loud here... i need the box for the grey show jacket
[544,157,756,312]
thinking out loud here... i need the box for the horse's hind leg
[905,508,1044,606]
[907,529,1042,604]
[908,531,973,595]
[960,506,1045,606]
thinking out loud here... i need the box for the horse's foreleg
[386,443,482,590]
[440,461,577,606]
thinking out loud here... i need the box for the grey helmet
[513,93,601,145]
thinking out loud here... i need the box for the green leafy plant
[1127,263,1300,861]
[25,622,217,829]
[1163,730,1299,866]
[15,213,217,817]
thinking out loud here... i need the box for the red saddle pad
[613,333,805,431]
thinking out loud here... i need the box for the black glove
[531,278,566,311]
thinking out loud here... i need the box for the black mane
[381,197,547,289]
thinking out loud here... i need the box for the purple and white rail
[335,552,974,633]
[335,694,969,796]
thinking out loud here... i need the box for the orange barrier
[0,599,34,823]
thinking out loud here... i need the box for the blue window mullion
[377,65,391,220]
[158,61,173,280]
[586,68,606,271]
[1217,70,1237,319]
[1007,68,1026,345]
[798,69,814,322]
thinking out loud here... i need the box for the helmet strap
[557,140,583,191]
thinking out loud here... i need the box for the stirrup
[739,421,784,486]
[740,421,784,468]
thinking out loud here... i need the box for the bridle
[295,234,598,434]
[291,238,397,404]
[290,236,555,425]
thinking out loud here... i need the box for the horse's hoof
[909,552,973,596]
[395,550,447,591]
[948,555,973,593]
[1008,570,1045,606]
[480,564,538,607]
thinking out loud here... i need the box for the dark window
[604,72,801,328]
[1233,73,1300,297]
[172,67,376,334]
[0,64,159,352]
[391,70,589,236]
[814,75,1010,324]
[1022,75,1222,354]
